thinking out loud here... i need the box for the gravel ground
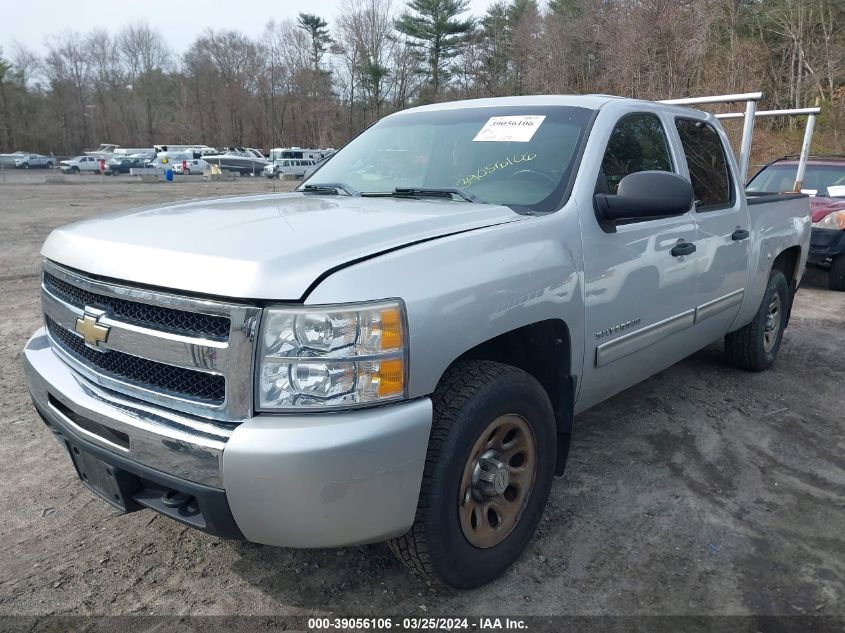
[0,171,843,618]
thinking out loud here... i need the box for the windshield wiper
[360,187,484,203]
[301,182,358,196]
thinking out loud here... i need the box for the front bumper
[809,227,845,264]
[24,328,432,547]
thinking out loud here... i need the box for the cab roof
[393,94,623,116]
[771,155,845,166]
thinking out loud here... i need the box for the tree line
[1,0,843,159]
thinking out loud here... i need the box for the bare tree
[337,0,397,120]
[44,31,93,150]
[118,22,171,144]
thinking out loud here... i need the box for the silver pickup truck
[24,95,810,589]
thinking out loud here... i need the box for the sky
[0,0,493,56]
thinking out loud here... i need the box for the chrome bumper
[24,328,432,546]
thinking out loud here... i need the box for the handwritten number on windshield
[457,153,538,188]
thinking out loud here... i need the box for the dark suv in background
[104,156,150,175]
[748,155,845,290]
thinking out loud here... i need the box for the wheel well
[773,246,801,326]
[773,246,801,287]
[450,320,574,476]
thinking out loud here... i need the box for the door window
[599,114,673,195]
[675,118,733,209]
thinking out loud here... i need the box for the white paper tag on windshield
[473,115,546,142]
[827,185,845,197]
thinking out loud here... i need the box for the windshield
[748,162,845,197]
[302,105,593,212]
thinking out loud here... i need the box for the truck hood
[42,193,524,300]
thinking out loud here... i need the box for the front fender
[305,208,586,399]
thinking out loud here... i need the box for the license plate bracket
[66,442,140,512]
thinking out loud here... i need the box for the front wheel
[725,270,790,371]
[389,361,556,588]
[71,166,79,173]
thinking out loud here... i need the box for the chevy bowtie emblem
[75,310,110,348]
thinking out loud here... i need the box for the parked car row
[3,146,335,178]
[55,154,212,176]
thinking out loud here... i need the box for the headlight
[812,210,845,230]
[257,300,407,411]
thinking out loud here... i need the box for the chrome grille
[45,316,226,403]
[40,260,262,422]
[43,271,230,339]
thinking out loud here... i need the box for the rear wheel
[828,255,845,291]
[388,361,556,589]
[46,162,53,169]
[725,270,790,371]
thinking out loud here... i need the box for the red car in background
[747,155,845,290]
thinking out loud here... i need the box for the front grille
[46,316,225,404]
[44,271,230,340]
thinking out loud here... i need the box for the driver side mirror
[594,170,694,231]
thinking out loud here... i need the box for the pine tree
[395,0,474,100]
[297,13,333,73]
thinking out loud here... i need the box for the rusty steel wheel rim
[763,292,781,352]
[458,414,538,549]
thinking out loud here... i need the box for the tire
[46,162,53,169]
[389,360,557,589]
[828,255,845,291]
[22,163,30,169]
[185,168,192,176]
[71,166,79,173]
[725,270,790,371]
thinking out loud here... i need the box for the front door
[578,112,701,411]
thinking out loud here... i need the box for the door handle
[731,228,750,241]
[671,241,697,257]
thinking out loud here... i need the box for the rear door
[674,117,750,337]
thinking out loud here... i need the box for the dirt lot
[0,171,843,618]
